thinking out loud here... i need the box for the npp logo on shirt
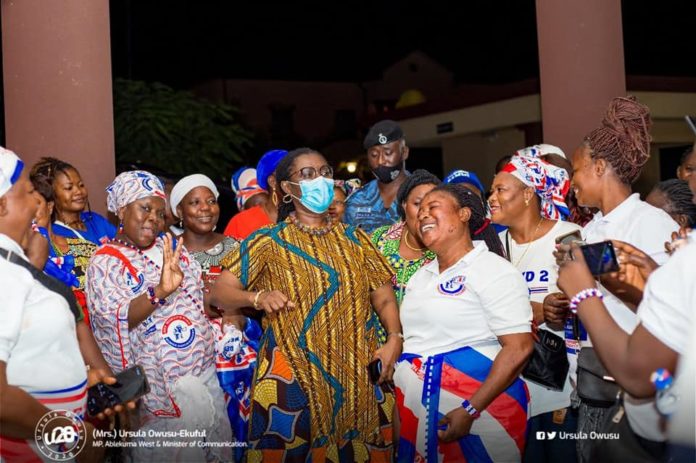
[438,275,466,296]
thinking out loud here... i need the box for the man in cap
[344,120,409,233]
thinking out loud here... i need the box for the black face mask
[372,165,402,184]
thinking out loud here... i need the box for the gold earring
[524,198,530,206]
[271,191,278,206]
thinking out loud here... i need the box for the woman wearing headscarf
[224,149,288,240]
[489,154,580,462]
[170,173,261,456]
[395,184,533,462]
[207,148,402,461]
[0,148,123,462]
[230,167,267,211]
[545,96,678,462]
[327,178,361,223]
[86,170,231,462]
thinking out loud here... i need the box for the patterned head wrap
[515,143,567,160]
[0,147,24,198]
[231,167,266,210]
[502,155,570,220]
[106,170,166,213]
[333,178,362,199]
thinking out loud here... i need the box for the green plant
[113,78,252,180]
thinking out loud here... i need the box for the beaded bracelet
[569,288,604,314]
[147,286,166,306]
[461,399,481,419]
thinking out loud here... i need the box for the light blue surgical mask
[289,177,335,214]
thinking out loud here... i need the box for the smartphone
[367,359,382,384]
[579,241,619,276]
[87,365,150,416]
[555,230,584,246]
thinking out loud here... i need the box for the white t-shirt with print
[501,220,582,416]
[400,241,532,359]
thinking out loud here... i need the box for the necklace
[190,237,239,272]
[402,228,425,252]
[288,213,335,236]
[109,238,202,310]
[509,216,544,268]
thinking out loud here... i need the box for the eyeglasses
[290,165,334,180]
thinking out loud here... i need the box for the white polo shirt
[400,242,532,358]
[572,195,677,442]
[581,193,677,335]
[0,234,87,412]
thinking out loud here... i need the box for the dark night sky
[109,0,696,90]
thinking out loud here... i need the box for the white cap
[170,174,220,218]
[0,147,24,198]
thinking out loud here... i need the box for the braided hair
[585,96,652,185]
[652,179,696,227]
[275,147,322,223]
[395,169,441,219]
[429,184,505,257]
[30,171,55,203]
[30,157,92,222]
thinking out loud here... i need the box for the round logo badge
[162,315,196,349]
[438,275,466,296]
[125,271,145,294]
[34,409,86,461]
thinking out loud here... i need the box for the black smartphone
[367,359,382,384]
[579,241,619,276]
[87,365,150,416]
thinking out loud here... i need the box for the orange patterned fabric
[222,219,395,461]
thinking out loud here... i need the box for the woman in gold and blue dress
[208,148,403,462]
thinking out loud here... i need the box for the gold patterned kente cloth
[221,218,395,462]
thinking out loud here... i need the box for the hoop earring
[282,194,293,204]
[271,191,278,206]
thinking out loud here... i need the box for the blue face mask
[289,177,335,214]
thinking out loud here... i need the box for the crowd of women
[1,94,695,463]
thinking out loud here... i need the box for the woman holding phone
[545,96,678,462]
[0,148,127,462]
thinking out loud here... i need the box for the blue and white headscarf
[0,147,24,198]
[106,170,166,213]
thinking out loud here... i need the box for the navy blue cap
[444,169,486,195]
